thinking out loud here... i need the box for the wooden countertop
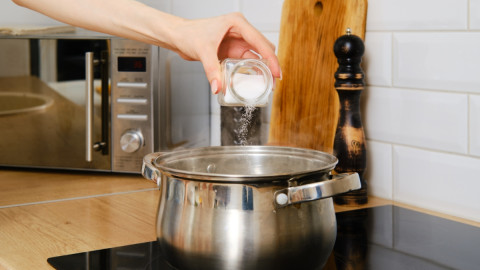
[0,169,157,207]
[0,169,477,270]
[0,169,159,270]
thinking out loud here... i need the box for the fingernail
[210,79,218,94]
[279,69,283,80]
[249,49,262,59]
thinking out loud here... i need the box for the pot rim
[150,145,338,183]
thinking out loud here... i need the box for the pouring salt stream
[218,58,273,145]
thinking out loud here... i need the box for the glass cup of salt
[218,58,273,107]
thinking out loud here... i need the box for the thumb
[200,53,222,95]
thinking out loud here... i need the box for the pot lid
[150,145,338,182]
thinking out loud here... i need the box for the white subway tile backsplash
[241,0,283,32]
[364,32,392,87]
[470,0,480,29]
[262,32,280,53]
[365,140,393,200]
[393,32,480,93]
[138,0,170,12]
[0,1,60,25]
[210,94,221,115]
[171,0,238,19]
[364,87,468,153]
[393,146,480,222]
[210,114,221,146]
[168,54,211,148]
[470,95,480,156]
[366,0,468,31]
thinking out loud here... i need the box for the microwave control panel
[111,39,157,173]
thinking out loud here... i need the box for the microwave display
[118,57,146,72]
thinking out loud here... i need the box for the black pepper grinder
[333,28,368,205]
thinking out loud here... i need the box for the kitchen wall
[363,0,480,223]
[2,0,479,223]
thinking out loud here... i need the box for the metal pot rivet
[206,163,216,173]
[276,193,288,205]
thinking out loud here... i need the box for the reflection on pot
[143,146,361,270]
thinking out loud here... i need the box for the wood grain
[268,0,368,153]
[0,169,157,207]
[0,189,160,270]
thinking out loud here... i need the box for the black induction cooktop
[47,205,480,270]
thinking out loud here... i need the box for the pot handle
[141,152,164,186]
[274,173,361,208]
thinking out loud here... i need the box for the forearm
[12,0,282,88]
[12,0,182,51]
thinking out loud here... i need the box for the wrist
[159,15,188,54]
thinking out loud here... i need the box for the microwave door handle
[85,52,94,162]
[99,50,109,155]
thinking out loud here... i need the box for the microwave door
[0,38,111,171]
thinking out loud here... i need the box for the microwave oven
[0,30,210,173]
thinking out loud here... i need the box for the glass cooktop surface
[47,205,480,270]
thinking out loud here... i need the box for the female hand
[168,13,282,94]
[12,0,281,94]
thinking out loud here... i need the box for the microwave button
[120,130,144,153]
[117,82,148,88]
[116,98,148,104]
[117,114,148,121]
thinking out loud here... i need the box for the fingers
[199,49,222,95]
[241,49,261,59]
[229,13,282,79]
[198,13,282,96]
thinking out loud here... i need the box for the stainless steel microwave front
[0,32,210,173]
[0,35,116,171]
[110,39,157,172]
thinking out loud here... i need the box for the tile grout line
[391,144,395,203]
[468,0,471,30]
[468,94,471,155]
[0,188,159,209]
[365,138,480,160]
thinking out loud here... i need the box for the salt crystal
[236,104,257,145]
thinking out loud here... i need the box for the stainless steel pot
[142,146,360,270]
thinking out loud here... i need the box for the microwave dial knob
[120,130,144,153]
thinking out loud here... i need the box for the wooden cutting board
[268,0,368,153]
